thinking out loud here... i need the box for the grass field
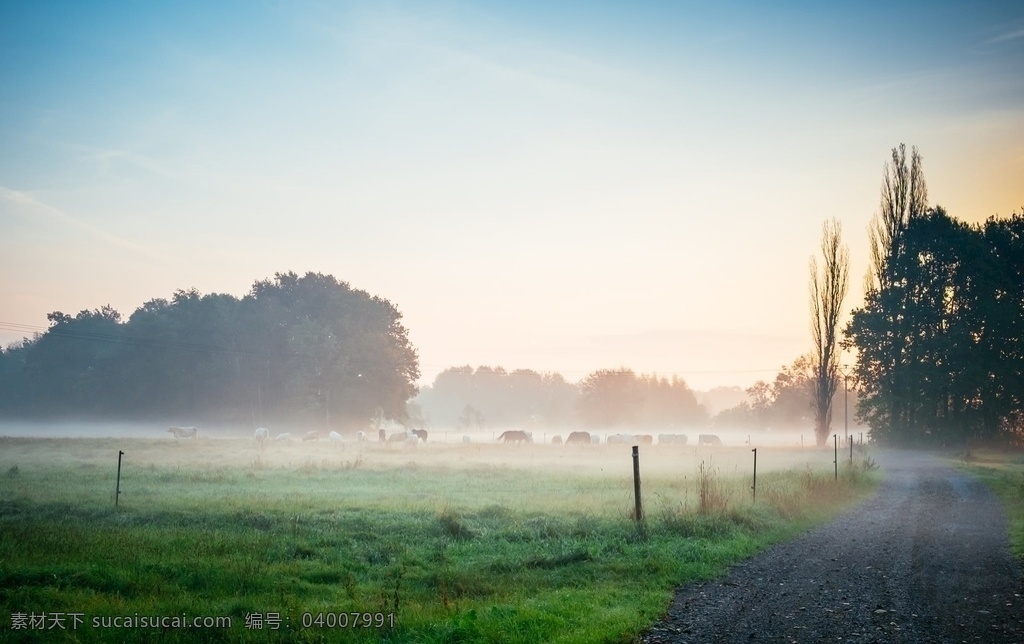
[960,447,1024,561]
[0,433,878,642]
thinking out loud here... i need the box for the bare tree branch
[866,144,928,292]
[810,218,850,445]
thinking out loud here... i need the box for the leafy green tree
[20,306,125,415]
[576,368,644,428]
[0,272,419,427]
[848,206,1024,445]
[243,272,419,428]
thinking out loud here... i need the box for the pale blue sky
[2,1,1022,389]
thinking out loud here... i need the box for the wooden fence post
[833,434,838,481]
[632,445,643,521]
[115,450,124,506]
[751,448,757,503]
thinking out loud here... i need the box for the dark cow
[378,429,387,442]
[551,435,563,445]
[698,434,722,446]
[302,430,320,442]
[410,429,428,443]
[565,431,591,446]
[168,426,198,439]
[497,430,532,444]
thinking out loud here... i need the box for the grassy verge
[959,447,1024,561]
[0,437,878,642]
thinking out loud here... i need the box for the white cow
[607,433,637,445]
[168,426,198,439]
[275,433,292,442]
[356,431,367,442]
[462,435,471,443]
[658,434,688,445]
[254,427,269,449]
[329,431,343,443]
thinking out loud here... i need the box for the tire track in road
[639,450,1024,643]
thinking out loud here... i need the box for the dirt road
[640,450,1024,643]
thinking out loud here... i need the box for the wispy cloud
[985,27,1024,45]
[0,186,171,262]
[78,146,179,180]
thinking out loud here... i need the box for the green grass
[0,437,878,642]
[959,447,1024,561]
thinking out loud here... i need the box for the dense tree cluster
[711,355,861,434]
[415,366,708,430]
[0,272,420,429]
[415,366,578,429]
[846,208,1024,445]
[576,369,708,429]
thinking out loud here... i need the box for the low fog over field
[0,424,848,481]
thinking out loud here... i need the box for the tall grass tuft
[698,460,730,514]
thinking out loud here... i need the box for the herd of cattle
[498,430,722,446]
[168,425,724,447]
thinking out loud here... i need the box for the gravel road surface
[639,450,1023,643]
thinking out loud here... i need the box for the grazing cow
[462,435,471,443]
[303,431,320,442]
[410,429,428,443]
[698,434,722,446]
[378,429,386,442]
[329,431,343,443]
[607,433,637,445]
[565,431,591,446]
[167,426,198,439]
[497,430,532,444]
[356,431,367,442]
[591,433,601,444]
[387,431,409,444]
[275,433,292,442]
[638,434,654,446]
[658,433,688,445]
[551,435,563,445]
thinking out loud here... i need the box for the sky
[1,1,1022,391]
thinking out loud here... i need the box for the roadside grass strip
[960,447,1024,561]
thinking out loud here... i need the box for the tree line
[415,365,716,431]
[0,272,420,429]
